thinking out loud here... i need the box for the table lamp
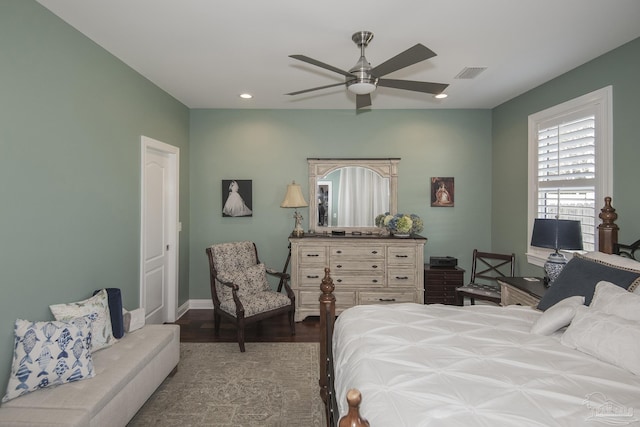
[531,218,583,285]
[281,181,308,236]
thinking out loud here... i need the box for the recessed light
[239,93,253,99]
[434,93,448,99]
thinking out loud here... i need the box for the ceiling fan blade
[289,55,354,78]
[371,44,437,77]
[378,78,448,94]
[286,81,348,96]
[356,94,372,109]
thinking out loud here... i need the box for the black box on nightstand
[429,256,458,268]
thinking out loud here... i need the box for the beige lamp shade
[280,181,308,208]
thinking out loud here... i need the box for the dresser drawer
[332,273,384,287]
[387,268,416,287]
[330,260,384,272]
[298,267,327,286]
[387,247,416,265]
[298,246,327,265]
[425,283,459,294]
[359,291,416,305]
[299,290,356,308]
[331,246,384,259]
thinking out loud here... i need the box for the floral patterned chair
[205,241,295,351]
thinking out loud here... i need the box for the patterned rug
[128,342,324,427]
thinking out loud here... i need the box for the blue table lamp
[531,218,583,285]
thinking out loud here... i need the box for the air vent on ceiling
[454,67,487,79]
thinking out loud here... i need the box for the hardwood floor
[174,309,320,343]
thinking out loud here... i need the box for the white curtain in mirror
[337,167,389,226]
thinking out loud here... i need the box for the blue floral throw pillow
[2,317,95,403]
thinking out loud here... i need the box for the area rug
[128,342,324,427]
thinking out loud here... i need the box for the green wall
[3,0,638,400]
[189,109,492,298]
[492,37,640,276]
[0,1,190,390]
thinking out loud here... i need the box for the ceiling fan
[286,31,449,109]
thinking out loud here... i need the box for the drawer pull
[371,250,378,254]
[372,279,378,283]
[395,276,409,280]
[336,279,342,283]
[336,250,342,254]
[336,264,343,268]
[306,275,319,279]
[379,298,396,302]
[306,254,320,257]
[372,265,378,269]
[395,254,409,258]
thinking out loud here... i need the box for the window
[527,87,612,265]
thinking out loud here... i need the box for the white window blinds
[528,86,612,259]
[536,113,596,250]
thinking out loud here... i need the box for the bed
[319,197,640,426]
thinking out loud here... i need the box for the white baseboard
[175,299,213,320]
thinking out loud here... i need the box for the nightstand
[424,264,465,305]
[498,277,547,307]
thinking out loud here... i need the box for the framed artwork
[222,179,253,217]
[431,177,454,207]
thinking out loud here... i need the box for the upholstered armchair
[205,241,295,352]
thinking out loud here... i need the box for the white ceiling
[36,0,640,110]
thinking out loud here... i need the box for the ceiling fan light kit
[287,31,448,109]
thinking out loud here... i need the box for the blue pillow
[537,254,640,311]
[94,288,124,339]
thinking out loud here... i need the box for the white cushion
[50,289,116,351]
[2,317,95,403]
[530,295,585,335]
[561,306,640,376]
[582,252,640,292]
[590,280,640,321]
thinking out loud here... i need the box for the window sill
[527,248,582,268]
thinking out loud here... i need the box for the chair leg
[470,297,475,305]
[289,310,296,336]
[213,310,221,336]
[237,318,246,352]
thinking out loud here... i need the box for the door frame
[140,135,180,323]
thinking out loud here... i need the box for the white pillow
[561,306,640,376]
[50,289,116,351]
[530,295,585,335]
[590,281,640,321]
[582,251,640,270]
[582,252,640,293]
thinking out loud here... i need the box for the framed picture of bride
[431,177,454,207]
[222,179,253,217]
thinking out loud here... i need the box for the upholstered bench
[0,324,180,427]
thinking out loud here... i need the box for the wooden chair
[456,249,515,305]
[206,241,295,352]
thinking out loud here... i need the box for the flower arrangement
[375,212,424,235]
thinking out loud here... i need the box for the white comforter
[333,303,640,427]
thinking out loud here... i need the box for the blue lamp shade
[531,219,583,285]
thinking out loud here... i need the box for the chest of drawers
[290,235,427,321]
[423,265,465,305]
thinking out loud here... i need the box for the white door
[140,136,179,324]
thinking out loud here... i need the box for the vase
[392,232,410,238]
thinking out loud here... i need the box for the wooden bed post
[339,389,370,427]
[319,267,335,405]
[598,196,619,254]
